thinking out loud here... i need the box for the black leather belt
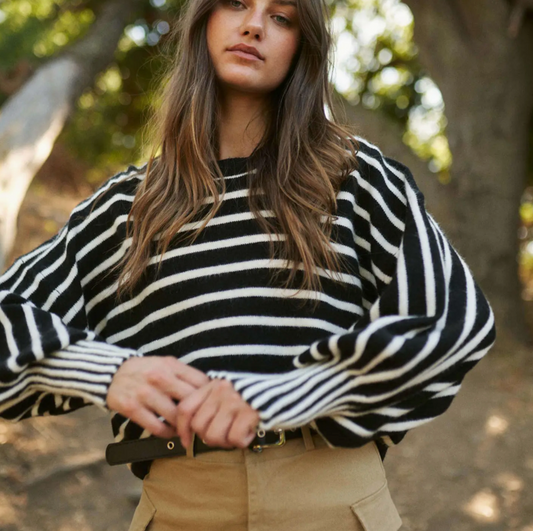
[106,428,304,467]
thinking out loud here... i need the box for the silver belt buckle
[251,428,286,453]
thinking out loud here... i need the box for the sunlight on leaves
[331,0,452,175]
[518,186,533,300]
[96,67,123,94]
[33,9,94,58]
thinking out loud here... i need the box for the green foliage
[0,0,450,181]
[330,0,451,176]
[2,0,531,285]
[0,0,184,182]
[0,1,92,69]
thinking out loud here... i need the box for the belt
[106,428,304,466]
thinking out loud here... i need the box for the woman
[0,0,496,530]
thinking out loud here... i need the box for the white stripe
[356,151,407,206]
[92,259,361,331]
[30,393,47,418]
[22,305,44,359]
[180,344,308,364]
[379,417,437,432]
[178,210,275,232]
[20,195,135,301]
[249,332,408,420]
[42,265,79,311]
[203,188,261,204]
[406,181,437,316]
[396,245,408,317]
[81,239,132,288]
[0,308,22,372]
[139,316,347,355]
[0,385,106,416]
[114,415,130,442]
[76,214,129,262]
[63,296,85,325]
[351,170,405,231]
[4,228,67,292]
[370,224,399,256]
[49,313,70,348]
[331,215,372,253]
[0,169,141,291]
[147,233,285,266]
[358,266,377,288]
[371,262,392,285]
[434,384,461,398]
[0,375,109,410]
[106,286,363,343]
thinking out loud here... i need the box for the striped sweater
[0,137,496,463]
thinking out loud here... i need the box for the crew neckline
[216,156,252,175]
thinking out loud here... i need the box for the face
[206,0,301,95]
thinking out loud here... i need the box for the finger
[141,389,180,427]
[130,407,176,439]
[144,369,198,401]
[200,402,239,448]
[227,408,260,448]
[167,358,210,388]
[166,379,198,403]
[190,396,234,448]
[176,384,212,448]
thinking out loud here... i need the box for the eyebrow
[272,0,297,7]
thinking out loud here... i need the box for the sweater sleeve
[0,169,141,421]
[207,145,497,446]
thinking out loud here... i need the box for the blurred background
[0,0,532,530]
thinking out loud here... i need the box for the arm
[0,169,141,421]
[207,140,496,446]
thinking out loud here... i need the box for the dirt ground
[1,178,532,531]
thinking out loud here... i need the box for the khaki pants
[128,428,402,531]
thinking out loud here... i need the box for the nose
[241,8,265,40]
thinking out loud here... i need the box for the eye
[273,14,291,26]
[228,0,244,7]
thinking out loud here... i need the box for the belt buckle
[251,428,286,453]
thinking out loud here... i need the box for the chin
[218,74,273,94]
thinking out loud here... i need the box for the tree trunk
[0,0,143,272]
[403,0,533,346]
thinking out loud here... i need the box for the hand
[107,356,209,438]
[176,379,260,449]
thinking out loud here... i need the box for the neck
[216,88,269,160]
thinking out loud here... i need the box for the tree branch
[0,0,144,270]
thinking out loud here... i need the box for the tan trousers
[128,428,402,531]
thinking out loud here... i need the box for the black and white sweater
[0,137,496,457]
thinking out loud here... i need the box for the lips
[227,43,264,60]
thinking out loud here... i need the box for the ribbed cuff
[32,339,140,409]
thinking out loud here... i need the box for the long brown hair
[116,0,359,302]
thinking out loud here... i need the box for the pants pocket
[351,482,402,531]
[128,489,156,531]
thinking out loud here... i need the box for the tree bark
[0,0,144,272]
[403,0,533,346]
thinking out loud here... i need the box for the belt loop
[186,434,196,459]
[301,424,315,451]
